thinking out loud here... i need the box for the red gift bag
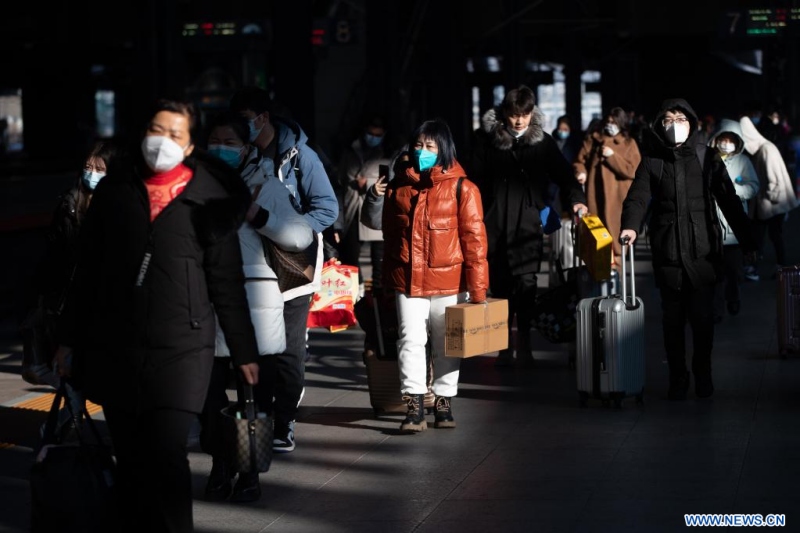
[307,259,359,331]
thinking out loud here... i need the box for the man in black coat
[469,86,587,367]
[619,98,757,401]
[56,98,260,532]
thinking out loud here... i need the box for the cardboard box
[577,214,613,282]
[445,298,509,358]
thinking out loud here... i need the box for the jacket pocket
[652,217,678,264]
[428,216,462,268]
[690,216,711,259]
[186,260,202,329]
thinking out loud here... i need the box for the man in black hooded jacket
[469,86,588,368]
[619,98,756,400]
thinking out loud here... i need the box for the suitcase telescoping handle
[620,235,636,307]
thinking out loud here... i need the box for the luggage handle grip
[620,237,636,306]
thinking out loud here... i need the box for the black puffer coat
[620,98,756,291]
[469,108,586,275]
[58,149,259,413]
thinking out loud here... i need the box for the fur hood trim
[481,107,546,151]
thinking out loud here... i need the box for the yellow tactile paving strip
[0,393,104,448]
[13,392,103,415]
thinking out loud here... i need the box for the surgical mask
[507,126,527,138]
[556,130,569,140]
[664,123,690,145]
[364,133,383,148]
[605,124,620,136]
[81,169,105,190]
[141,136,189,173]
[717,141,735,155]
[771,116,780,126]
[415,148,438,171]
[751,116,761,126]
[248,117,264,142]
[208,144,244,168]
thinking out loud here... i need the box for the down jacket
[214,147,315,357]
[707,119,759,246]
[739,116,799,221]
[469,107,587,275]
[620,98,756,291]
[58,149,259,413]
[381,157,489,302]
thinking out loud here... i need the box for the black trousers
[257,295,311,425]
[489,260,538,355]
[104,406,195,533]
[755,214,786,265]
[714,245,742,316]
[659,280,715,379]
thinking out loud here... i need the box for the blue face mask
[248,117,263,142]
[208,144,244,168]
[364,133,383,148]
[556,130,569,140]
[751,116,761,126]
[81,170,106,190]
[415,149,438,171]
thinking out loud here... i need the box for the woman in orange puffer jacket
[382,118,489,433]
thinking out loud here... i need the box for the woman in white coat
[740,116,799,274]
[199,111,314,503]
[707,119,759,319]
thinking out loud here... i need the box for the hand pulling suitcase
[357,289,434,416]
[776,264,800,359]
[576,239,645,408]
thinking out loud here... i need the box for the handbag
[532,262,580,344]
[19,300,58,385]
[261,235,318,293]
[221,384,273,474]
[29,383,117,533]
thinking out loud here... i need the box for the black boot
[204,459,234,501]
[433,396,456,429]
[399,394,427,433]
[668,371,690,401]
[230,472,261,503]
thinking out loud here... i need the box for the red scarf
[144,163,193,221]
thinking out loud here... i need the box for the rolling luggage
[776,264,800,359]
[576,239,645,407]
[355,289,434,416]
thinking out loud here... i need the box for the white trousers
[395,291,467,397]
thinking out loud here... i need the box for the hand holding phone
[378,164,389,178]
[373,174,388,197]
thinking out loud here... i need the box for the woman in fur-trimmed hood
[468,85,586,366]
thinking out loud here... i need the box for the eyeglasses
[662,116,688,127]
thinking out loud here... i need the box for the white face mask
[717,141,735,154]
[81,170,106,190]
[664,123,690,145]
[605,124,620,137]
[141,136,189,173]
[507,125,527,138]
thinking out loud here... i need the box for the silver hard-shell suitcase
[576,240,645,407]
[776,265,800,359]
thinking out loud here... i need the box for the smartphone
[378,164,389,178]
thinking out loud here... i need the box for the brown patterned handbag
[221,385,273,474]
